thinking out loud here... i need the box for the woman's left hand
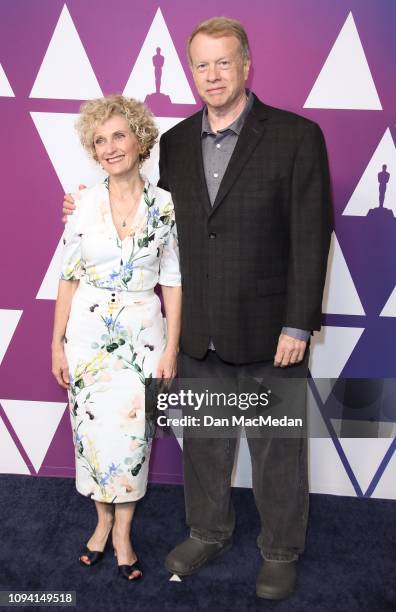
[156,348,178,381]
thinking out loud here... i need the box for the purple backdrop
[0,0,395,489]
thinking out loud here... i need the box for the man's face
[189,33,250,112]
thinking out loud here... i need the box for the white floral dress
[61,178,181,503]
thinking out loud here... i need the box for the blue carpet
[0,475,395,611]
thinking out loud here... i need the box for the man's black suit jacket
[158,94,333,364]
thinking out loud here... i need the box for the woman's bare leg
[80,501,114,565]
[113,501,141,579]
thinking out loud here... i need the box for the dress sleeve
[60,202,85,281]
[159,212,181,287]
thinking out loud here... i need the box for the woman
[51,95,182,580]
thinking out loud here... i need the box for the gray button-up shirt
[202,91,254,205]
[201,91,310,345]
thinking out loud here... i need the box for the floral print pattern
[61,179,181,502]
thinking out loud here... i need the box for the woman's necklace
[110,199,138,227]
[109,184,143,228]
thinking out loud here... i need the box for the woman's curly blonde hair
[76,95,158,163]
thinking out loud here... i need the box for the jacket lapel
[210,98,268,215]
[186,111,212,216]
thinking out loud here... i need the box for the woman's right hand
[52,344,70,389]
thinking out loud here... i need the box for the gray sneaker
[165,537,233,576]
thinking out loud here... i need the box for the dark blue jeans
[178,349,309,562]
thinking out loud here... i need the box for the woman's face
[93,115,141,177]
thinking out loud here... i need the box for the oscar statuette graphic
[145,47,172,111]
[367,163,394,220]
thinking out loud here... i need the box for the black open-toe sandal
[79,545,105,567]
[118,562,142,581]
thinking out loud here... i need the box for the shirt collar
[201,89,254,136]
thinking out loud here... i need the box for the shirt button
[213,172,219,178]
[111,293,115,296]
[111,299,115,302]
[209,233,217,239]
[216,143,221,149]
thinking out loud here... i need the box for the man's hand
[62,184,86,223]
[274,333,307,367]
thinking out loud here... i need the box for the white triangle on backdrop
[165,409,184,452]
[309,438,357,496]
[331,418,395,439]
[370,444,396,500]
[0,309,23,366]
[36,238,64,300]
[1,400,67,473]
[343,129,396,216]
[30,4,102,100]
[123,8,195,104]
[0,417,30,474]
[338,438,394,495]
[310,378,338,406]
[30,112,105,193]
[309,326,364,378]
[307,384,332,436]
[304,12,382,110]
[380,285,396,317]
[322,232,365,315]
[0,63,15,97]
[144,116,184,184]
[231,438,252,488]
[33,114,183,300]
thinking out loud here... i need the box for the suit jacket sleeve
[284,122,333,331]
[158,133,170,191]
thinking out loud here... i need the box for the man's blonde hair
[187,17,250,64]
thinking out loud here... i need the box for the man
[63,17,332,600]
